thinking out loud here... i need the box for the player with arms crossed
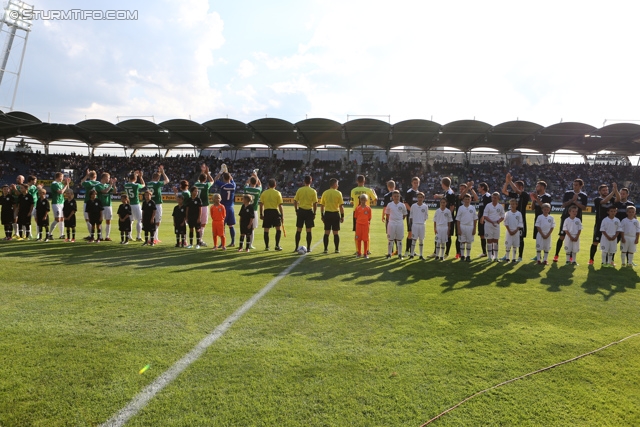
[553,179,587,262]
[599,205,620,267]
[382,180,403,255]
[433,198,453,261]
[562,205,582,265]
[385,190,408,259]
[146,165,170,244]
[503,199,524,263]
[124,171,145,241]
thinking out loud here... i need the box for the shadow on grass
[581,264,639,301]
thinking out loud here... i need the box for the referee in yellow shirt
[294,175,318,252]
[319,178,344,254]
[259,178,284,251]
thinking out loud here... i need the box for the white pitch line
[101,241,321,427]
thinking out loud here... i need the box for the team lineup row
[1,167,639,268]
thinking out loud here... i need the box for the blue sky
[7,0,640,128]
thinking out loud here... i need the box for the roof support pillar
[2,137,6,152]
[583,155,589,164]
[44,143,49,155]
[164,149,171,157]
[87,145,91,157]
[91,146,96,157]
[131,148,138,157]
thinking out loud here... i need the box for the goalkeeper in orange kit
[209,193,227,250]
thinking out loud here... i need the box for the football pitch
[1,204,638,426]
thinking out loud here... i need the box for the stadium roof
[3,110,640,155]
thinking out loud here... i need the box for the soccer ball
[297,246,307,255]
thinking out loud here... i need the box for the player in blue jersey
[214,164,237,247]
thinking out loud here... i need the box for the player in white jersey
[534,203,555,264]
[600,206,620,267]
[503,199,523,262]
[483,192,505,261]
[385,191,407,259]
[433,198,453,260]
[620,206,640,267]
[456,194,477,262]
[562,205,582,265]
[408,192,429,259]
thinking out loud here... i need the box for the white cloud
[237,60,256,78]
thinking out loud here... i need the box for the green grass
[0,204,639,426]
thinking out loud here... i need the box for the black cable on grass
[420,332,640,426]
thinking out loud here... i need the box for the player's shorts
[211,221,224,237]
[435,225,449,244]
[535,235,551,252]
[323,211,340,231]
[505,231,521,249]
[296,208,315,229]
[592,224,602,243]
[142,221,156,233]
[240,220,253,235]
[200,206,208,225]
[155,204,163,223]
[224,205,236,226]
[18,215,30,227]
[355,223,370,241]
[387,221,404,241]
[187,220,202,230]
[263,209,282,228]
[600,238,617,254]
[620,235,637,254]
[102,206,113,221]
[131,204,142,221]
[458,224,474,243]
[411,223,425,241]
[65,215,76,228]
[119,219,131,232]
[174,225,186,235]
[36,217,49,227]
[89,215,102,225]
[477,222,485,237]
[52,204,63,218]
[558,216,567,236]
[564,239,580,254]
[484,222,500,240]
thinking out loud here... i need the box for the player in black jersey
[404,177,420,256]
[529,180,552,260]
[476,182,492,257]
[589,183,616,265]
[553,179,588,262]
[501,174,528,261]
[615,187,635,222]
[0,185,14,239]
[63,189,78,242]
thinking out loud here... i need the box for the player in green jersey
[244,171,262,248]
[146,165,170,243]
[124,170,145,241]
[194,164,214,246]
[49,172,69,240]
[80,170,101,239]
[96,172,118,241]
[26,175,40,229]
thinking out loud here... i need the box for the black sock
[264,231,270,248]
[481,238,487,254]
[518,239,524,258]
[295,231,301,248]
[306,231,312,248]
[445,240,451,256]
[555,238,563,257]
[246,235,252,250]
[455,238,461,256]
[72,229,75,239]
[334,234,340,250]
[323,234,329,250]
[589,244,597,261]
[239,236,245,247]
[406,237,412,252]
[275,230,281,246]
[189,228,194,245]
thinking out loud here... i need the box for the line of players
[2,167,639,267]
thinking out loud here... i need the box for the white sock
[388,240,393,255]
[411,239,416,255]
[628,253,634,264]
[397,241,403,255]
[50,220,58,235]
[543,251,549,262]
[154,223,160,240]
[105,224,111,238]
[512,247,517,260]
[136,221,142,239]
[419,240,424,257]
[12,223,18,235]
[37,226,41,238]
[58,220,64,237]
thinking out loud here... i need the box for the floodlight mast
[0,0,33,111]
